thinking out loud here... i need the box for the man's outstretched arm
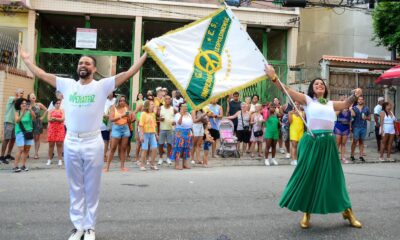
[115,53,147,88]
[19,45,57,88]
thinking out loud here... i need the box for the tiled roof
[321,55,399,66]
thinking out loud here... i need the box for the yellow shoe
[342,208,362,228]
[300,213,311,229]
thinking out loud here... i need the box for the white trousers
[64,133,104,230]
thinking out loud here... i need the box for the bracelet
[271,74,278,82]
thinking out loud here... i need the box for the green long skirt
[278,130,352,214]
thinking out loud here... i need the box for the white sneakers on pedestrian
[166,158,172,165]
[265,158,278,166]
[68,229,84,240]
[264,159,270,166]
[58,160,63,166]
[271,158,278,166]
[84,229,95,240]
[191,160,195,164]
[157,158,163,165]
[46,159,51,166]
[279,148,285,154]
[290,160,298,166]
[285,153,291,159]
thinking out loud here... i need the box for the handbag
[254,130,263,137]
[241,111,250,132]
[18,111,34,140]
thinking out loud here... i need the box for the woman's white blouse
[303,95,336,131]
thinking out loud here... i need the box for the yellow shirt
[154,97,164,107]
[139,112,157,133]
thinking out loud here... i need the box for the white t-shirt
[56,76,115,133]
[174,113,193,129]
[173,97,184,112]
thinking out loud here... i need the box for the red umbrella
[375,65,400,85]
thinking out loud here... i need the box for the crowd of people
[1,85,396,173]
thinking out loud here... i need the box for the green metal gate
[36,14,135,106]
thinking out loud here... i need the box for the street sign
[76,28,97,49]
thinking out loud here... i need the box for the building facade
[1,0,300,107]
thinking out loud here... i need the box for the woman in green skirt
[265,65,363,229]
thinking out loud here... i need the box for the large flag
[144,7,267,110]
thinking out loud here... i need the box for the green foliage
[372,2,400,53]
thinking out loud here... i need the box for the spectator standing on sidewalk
[350,96,370,162]
[157,95,175,166]
[334,95,352,164]
[104,95,131,172]
[27,93,48,159]
[0,88,24,164]
[226,92,241,134]
[374,97,384,151]
[208,99,223,158]
[249,104,264,157]
[13,98,36,172]
[46,99,65,166]
[264,103,280,166]
[379,102,396,161]
[138,100,159,171]
[171,103,193,170]
[288,101,305,166]
[191,108,208,164]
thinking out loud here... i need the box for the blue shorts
[353,127,367,140]
[101,130,110,141]
[142,133,158,150]
[204,141,212,151]
[111,124,130,138]
[15,132,33,147]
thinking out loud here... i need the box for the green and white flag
[144,7,267,110]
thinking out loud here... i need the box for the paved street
[0,161,399,240]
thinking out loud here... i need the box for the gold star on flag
[155,44,166,54]
[207,38,212,42]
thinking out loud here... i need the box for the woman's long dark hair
[307,78,328,99]
[14,98,27,111]
[382,102,390,116]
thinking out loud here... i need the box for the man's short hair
[16,88,24,94]
[80,55,97,67]
[233,91,239,96]
[378,97,384,102]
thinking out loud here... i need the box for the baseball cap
[378,97,384,102]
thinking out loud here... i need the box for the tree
[372,2,400,55]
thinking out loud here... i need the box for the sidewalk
[0,136,398,171]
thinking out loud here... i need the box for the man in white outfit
[20,46,147,240]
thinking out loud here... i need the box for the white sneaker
[271,158,278,166]
[68,229,85,240]
[58,160,63,166]
[84,229,95,240]
[166,158,172,165]
[285,153,291,159]
[279,148,285,154]
[264,159,270,166]
[191,160,195,164]
[46,159,51,166]
[290,160,298,166]
[157,158,163,165]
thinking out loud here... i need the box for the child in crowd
[264,103,280,166]
[203,121,214,168]
[288,101,305,166]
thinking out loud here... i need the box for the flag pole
[275,77,315,138]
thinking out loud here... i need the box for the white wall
[297,7,390,68]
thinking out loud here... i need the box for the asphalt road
[0,163,399,240]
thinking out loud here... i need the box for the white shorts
[192,123,204,137]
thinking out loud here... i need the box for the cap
[156,87,162,92]
[378,97,384,102]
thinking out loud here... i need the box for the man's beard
[78,68,91,79]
